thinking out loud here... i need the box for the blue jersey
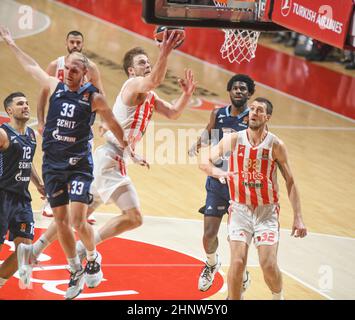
[0,123,37,200]
[42,82,98,170]
[210,105,249,169]
[211,105,249,145]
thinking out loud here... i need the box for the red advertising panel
[270,0,354,48]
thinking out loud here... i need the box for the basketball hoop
[213,0,261,64]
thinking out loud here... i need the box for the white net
[213,1,261,64]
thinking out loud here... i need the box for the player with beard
[38,31,104,222]
[188,74,255,294]
[199,97,307,300]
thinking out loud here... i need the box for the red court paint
[0,229,224,300]
[57,0,355,120]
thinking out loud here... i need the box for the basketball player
[188,74,254,292]
[15,30,196,287]
[0,26,145,299]
[0,92,44,288]
[199,97,307,300]
[39,30,104,222]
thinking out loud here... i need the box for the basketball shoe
[65,267,86,300]
[41,199,53,217]
[84,251,103,288]
[17,243,38,288]
[198,254,221,291]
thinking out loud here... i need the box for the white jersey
[104,78,156,151]
[228,130,279,208]
[92,78,157,203]
[55,56,65,82]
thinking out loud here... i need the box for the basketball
[154,26,185,49]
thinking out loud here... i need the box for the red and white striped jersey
[104,78,156,150]
[55,56,65,82]
[228,130,279,207]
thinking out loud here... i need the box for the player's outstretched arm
[155,69,196,120]
[0,26,58,91]
[199,132,238,179]
[37,61,57,135]
[125,30,184,94]
[273,138,307,238]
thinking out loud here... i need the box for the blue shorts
[43,160,94,208]
[203,177,230,217]
[0,190,34,244]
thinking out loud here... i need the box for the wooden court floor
[0,0,354,300]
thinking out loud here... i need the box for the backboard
[142,0,355,49]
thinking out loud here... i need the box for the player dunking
[15,30,196,287]
[200,97,307,300]
[188,74,254,293]
[0,92,44,288]
[39,30,104,222]
[0,26,146,299]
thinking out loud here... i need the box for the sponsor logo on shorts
[52,189,64,198]
[20,223,27,233]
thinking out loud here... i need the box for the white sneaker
[17,243,37,288]
[41,200,53,217]
[85,252,103,288]
[65,267,86,300]
[87,214,96,225]
[198,255,221,292]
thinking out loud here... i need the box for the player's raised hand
[158,29,184,55]
[0,26,15,46]
[178,69,196,96]
[291,216,307,238]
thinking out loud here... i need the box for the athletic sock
[206,252,217,266]
[272,290,284,300]
[68,256,82,273]
[33,234,50,257]
[86,249,97,262]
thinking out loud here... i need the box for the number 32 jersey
[42,82,99,169]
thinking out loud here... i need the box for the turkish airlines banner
[270,0,354,48]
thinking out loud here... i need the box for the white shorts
[90,183,140,212]
[90,143,139,210]
[228,202,280,247]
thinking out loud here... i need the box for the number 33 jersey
[42,82,99,169]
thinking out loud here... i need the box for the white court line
[33,211,342,300]
[50,0,355,124]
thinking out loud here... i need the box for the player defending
[188,74,255,292]
[39,30,104,222]
[0,92,44,288]
[15,30,196,289]
[0,26,145,299]
[199,97,307,300]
